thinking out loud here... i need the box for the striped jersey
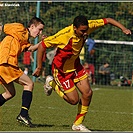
[42,19,107,73]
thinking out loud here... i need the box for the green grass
[0,82,133,131]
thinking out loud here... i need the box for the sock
[24,70,28,75]
[74,103,89,125]
[20,90,32,117]
[49,80,64,98]
[0,94,6,106]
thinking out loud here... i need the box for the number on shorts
[63,80,70,89]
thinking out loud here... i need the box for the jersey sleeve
[88,19,106,28]
[87,19,107,34]
[103,18,108,24]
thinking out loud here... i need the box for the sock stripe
[22,106,28,110]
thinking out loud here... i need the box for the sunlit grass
[0,82,133,131]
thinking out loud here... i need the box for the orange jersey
[0,23,31,84]
[0,23,31,67]
[42,19,107,73]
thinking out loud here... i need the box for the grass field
[0,82,133,132]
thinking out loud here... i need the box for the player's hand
[122,28,131,35]
[32,67,42,77]
[41,35,47,40]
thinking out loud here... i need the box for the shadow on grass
[90,129,117,132]
[16,122,54,128]
[15,120,117,132]
[33,123,54,128]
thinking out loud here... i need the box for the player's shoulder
[58,24,72,35]
[53,24,73,39]
[4,22,24,27]
[4,22,28,40]
[4,23,25,32]
[45,25,73,41]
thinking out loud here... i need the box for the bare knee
[66,97,79,105]
[88,89,93,97]
[23,80,34,92]
[83,89,93,98]
[3,91,16,100]
[9,92,16,99]
[27,81,34,91]
[71,99,79,105]
[64,89,79,105]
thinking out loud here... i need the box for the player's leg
[0,65,17,106]
[45,74,79,104]
[15,73,34,127]
[48,76,91,132]
[75,77,92,121]
[44,66,66,97]
[44,66,91,131]
[62,86,79,105]
[54,71,92,131]
[0,81,16,106]
[71,64,92,131]
[46,65,80,104]
[71,77,92,132]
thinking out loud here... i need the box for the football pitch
[0,82,133,132]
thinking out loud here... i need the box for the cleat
[16,115,34,128]
[72,124,91,132]
[44,75,53,96]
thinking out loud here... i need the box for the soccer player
[33,15,131,131]
[0,17,44,127]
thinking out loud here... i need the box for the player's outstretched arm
[28,41,42,52]
[32,42,45,77]
[106,18,131,35]
[28,35,47,52]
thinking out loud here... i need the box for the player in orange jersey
[33,15,131,131]
[0,17,44,127]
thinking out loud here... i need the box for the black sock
[20,90,32,117]
[0,94,6,106]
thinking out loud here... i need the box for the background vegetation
[1,2,133,39]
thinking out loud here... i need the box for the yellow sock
[74,103,89,125]
[49,80,64,98]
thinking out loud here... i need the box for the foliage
[0,2,132,38]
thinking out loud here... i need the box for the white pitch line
[40,106,133,115]
[89,109,133,115]
[92,88,100,91]
[4,104,133,116]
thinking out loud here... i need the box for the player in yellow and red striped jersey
[33,15,131,131]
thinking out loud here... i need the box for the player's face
[30,23,44,38]
[74,25,88,38]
